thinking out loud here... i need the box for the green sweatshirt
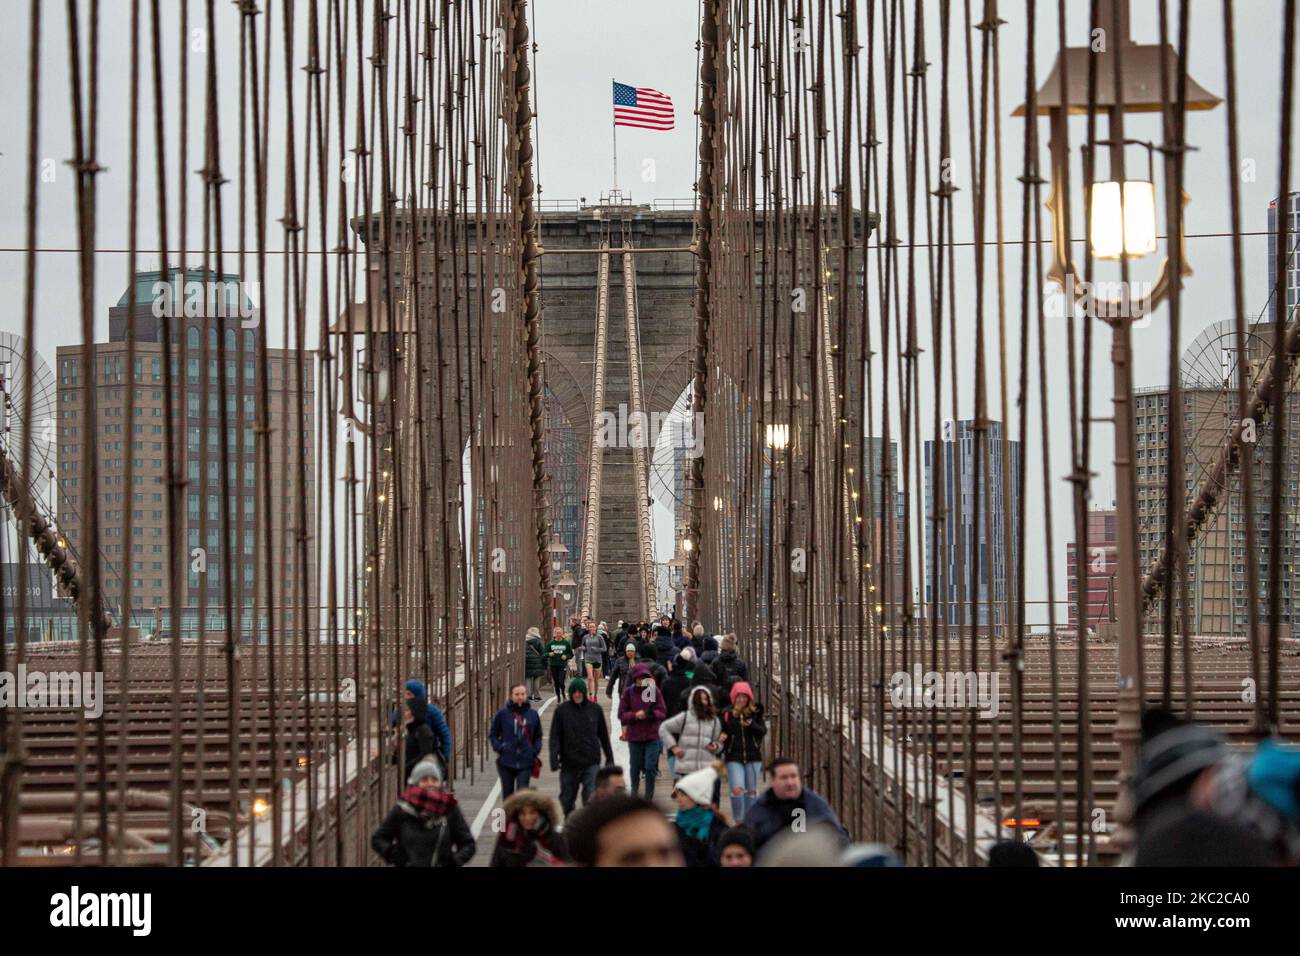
[546,638,574,668]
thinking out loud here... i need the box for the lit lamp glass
[682,538,693,553]
[712,495,722,511]
[765,423,789,450]
[1089,180,1158,260]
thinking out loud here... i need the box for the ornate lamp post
[1016,0,1220,776]
[546,536,570,628]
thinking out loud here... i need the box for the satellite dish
[0,331,57,501]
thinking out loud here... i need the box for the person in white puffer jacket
[659,685,723,780]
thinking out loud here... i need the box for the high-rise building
[55,269,315,638]
[543,388,584,574]
[1066,508,1118,627]
[863,436,905,602]
[1137,317,1300,637]
[1267,192,1299,328]
[923,419,1021,628]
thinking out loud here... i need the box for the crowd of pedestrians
[373,611,1300,867]
[371,611,858,867]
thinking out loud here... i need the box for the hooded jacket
[721,683,766,764]
[663,655,718,719]
[488,699,543,771]
[659,687,723,775]
[404,680,453,758]
[713,650,749,694]
[549,678,614,770]
[524,633,547,677]
[652,632,677,665]
[743,784,850,853]
[617,664,667,742]
[371,790,475,867]
[634,634,656,661]
[489,791,570,867]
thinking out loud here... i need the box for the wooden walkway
[459,680,676,867]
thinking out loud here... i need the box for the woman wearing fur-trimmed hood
[489,789,570,867]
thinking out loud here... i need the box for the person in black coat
[371,757,476,867]
[633,627,656,663]
[660,654,694,721]
[549,677,615,816]
[651,625,677,665]
[606,641,643,698]
[713,634,749,696]
[402,699,436,781]
[666,648,720,714]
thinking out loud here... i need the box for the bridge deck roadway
[459,678,677,866]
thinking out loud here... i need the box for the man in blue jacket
[743,756,850,857]
[488,685,543,797]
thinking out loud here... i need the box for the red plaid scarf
[503,820,564,866]
[403,785,457,817]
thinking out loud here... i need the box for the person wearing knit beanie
[408,755,444,786]
[671,762,729,866]
[370,752,474,867]
[717,826,756,867]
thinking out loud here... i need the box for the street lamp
[547,536,572,627]
[546,535,569,573]
[1016,0,1220,779]
[765,422,790,451]
[668,554,687,619]
[1088,145,1158,260]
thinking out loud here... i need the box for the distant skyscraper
[1267,192,1299,327]
[543,388,584,575]
[863,436,905,601]
[923,420,1021,628]
[1066,509,1118,627]
[55,268,315,638]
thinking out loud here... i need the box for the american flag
[613,81,675,130]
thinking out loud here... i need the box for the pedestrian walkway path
[461,680,675,867]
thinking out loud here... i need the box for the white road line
[606,680,631,787]
[470,695,555,840]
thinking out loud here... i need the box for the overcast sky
[0,1,1295,625]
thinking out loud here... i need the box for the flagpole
[612,78,619,191]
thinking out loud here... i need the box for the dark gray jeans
[558,763,598,815]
